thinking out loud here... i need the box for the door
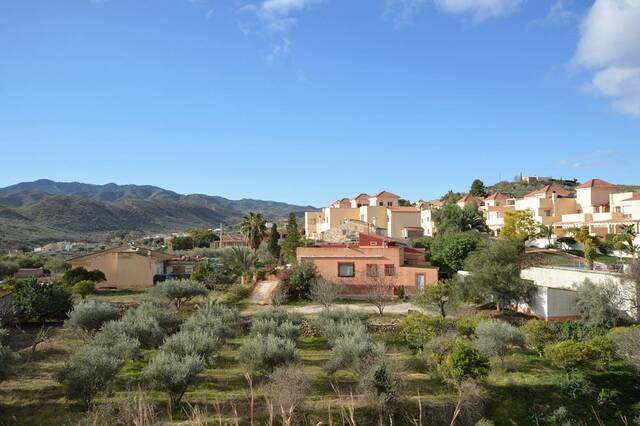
[415,273,425,291]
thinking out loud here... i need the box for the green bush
[151,279,208,309]
[585,335,617,370]
[549,320,603,342]
[119,302,180,349]
[238,334,296,374]
[456,316,481,339]
[12,279,73,323]
[65,300,119,335]
[143,352,204,408]
[181,302,240,340]
[474,319,524,363]
[161,329,222,366]
[423,332,459,370]
[399,313,444,352]
[576,279,622,329]
[280,261,318,300]
[359,360,402,414]
[228,283,252,302]
[522,319,557,356]
[326,329,384,374]
[57,346,124,407]
[608,325,640,371]
[253,306,302,326]
[251,319,301,341]
[62,267,106,286]
[438,341,490,384]
[72,280,96,299]
[544,340,599,373]
[92,321,141,361]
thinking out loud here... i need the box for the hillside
[0,180,317,249]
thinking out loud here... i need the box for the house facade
[297,233,438,296]
[67,246,197,289]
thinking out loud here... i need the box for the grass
[1,302,640,425]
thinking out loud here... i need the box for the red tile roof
[387,207,419,212]
[577,179,616,189]
[485,192,508,201]
[374,190,400,199]
[524,184,570,198]
[457,194,482,204]
[352,193,370,201]
[622,193,640,201]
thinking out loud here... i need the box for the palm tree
[538,225,554,248]
[616,224,639,257]
[239,212,267,251]
[224,246,258,284]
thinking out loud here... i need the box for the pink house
[296,233,439,296]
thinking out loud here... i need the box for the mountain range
[0,180,317,249]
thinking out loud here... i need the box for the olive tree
[143,352,204,411]
[238,334,297,374]
[576,279,623,329]
[474,320,524,365]
[161,329,222,366]
[151,279,208,310]
[65,300,120,335]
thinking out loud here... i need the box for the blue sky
[1,0,639,206]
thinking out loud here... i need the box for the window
[416,273,426,290]
[338,263,355,277]
[384,264,396,276]
[544,209,552,217]
[366,264,378,277]
[615,206,622,213]
[387,201,393,206]
[379,201,384,206]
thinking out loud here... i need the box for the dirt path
[288,302,434,316]
[248,280,279,305]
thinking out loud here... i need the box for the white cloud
[253,0,324,31]
[384,0,428,27]
[573,0,640,118]
[264,37,292,62]
[433,0,522,22]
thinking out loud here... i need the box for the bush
[238,334,296,374]
[549,320,603,342]
[151,279,208,309]
[62,267,106,286]
[585,335,617,370]
[65,300,120,335]
[12,279,73,323]
[280,261,318,300]
[253,306,302,326]
[522,319,556,356]
[57,346,124,407]
[316,308,368,335]
[399,313,444,352]
[359,359,403,415]
[181,302,240,340]
[474,320,524,364]
[143,352,204,408]
[92,321,141,361]
[251,319,301,341]
[228,283,252,302]
[0,343,15,382]
[161,329,222,366]
[326,328,384,374]
[438,341,490,384]
[576,279,622,329]
[119,301,180,348]
[423,332,459,370]
[608,325,640,371]
[72,280,96,299]
[544,340,599,373]
[457,316,481,339]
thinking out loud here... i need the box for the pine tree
[469,179,488,198]
[282,213,302,263]
[268,223,281,261]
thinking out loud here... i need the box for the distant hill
[0,180,317,249]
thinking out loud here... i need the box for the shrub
[558,373,595,400]
[262,364,311,425]
[228,283,252,302]
[119,302,180,349]
[62,267,106,286]
[359,360,403,415]
[150,279,208,309]
[65,300,119,335]
[181,302,240,340]
[399,313,444,352]
[423,332,459,370]
[457,316,481,339]
[608,325,640,370]
[161,329,222,366]
[253,306,302,326]
[0,343,14,382]
[238,334,297,374]
[326,329,384,374]
[549,320,603,342]
[143,352,204,409]
[522,319,556,356]
[544,340,599,374]
[57,346,124,407]
[576,279,622,330]
[72,280,96,299]
[316,308,368,335]
[12,279,73,323]
[585,335,617,370]
[474,320,524,364]
[92,321,141,361]
[438,341,490,384]
[280,261,318,300]
[251,319,301,341]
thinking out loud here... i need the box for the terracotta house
[296,233,438,296]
